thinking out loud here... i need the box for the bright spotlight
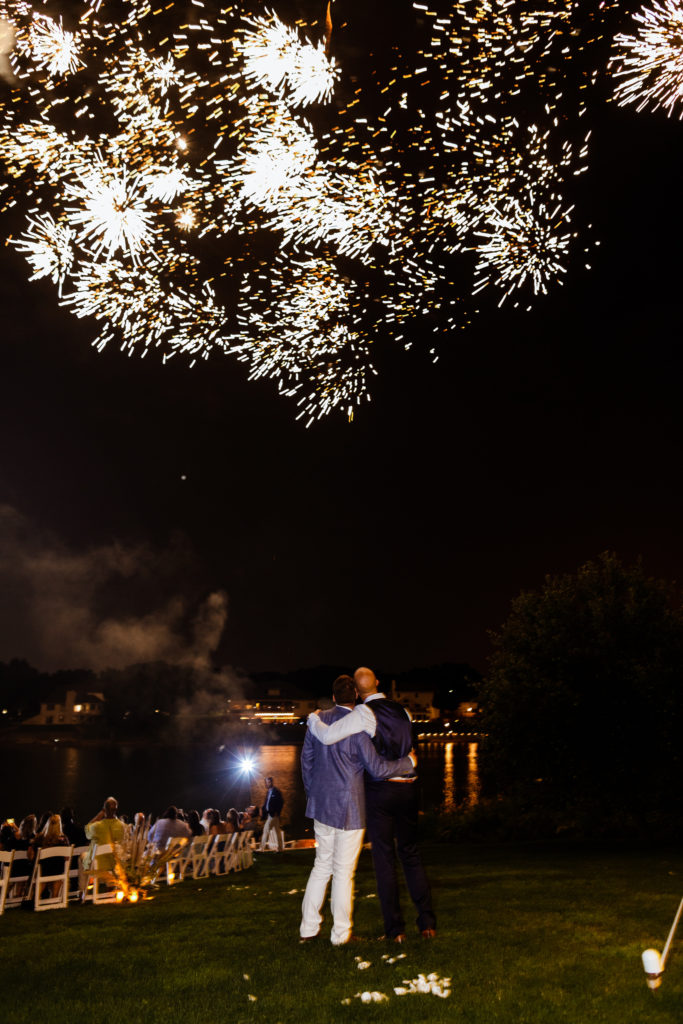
[238,755,256,774]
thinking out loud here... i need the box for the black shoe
[299,934,320,944]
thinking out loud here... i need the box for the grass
[2,843,681,1024]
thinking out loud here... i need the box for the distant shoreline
[0,724,483,748]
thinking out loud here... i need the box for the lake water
[0,739,479,837]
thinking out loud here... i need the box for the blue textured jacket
[301,706,413,830]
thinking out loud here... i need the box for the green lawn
[2,843,681,1023]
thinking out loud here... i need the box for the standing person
[300,674,416,946]
[308,666,436,943]
[260,776,285,852]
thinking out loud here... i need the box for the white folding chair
[224,834,242,873]
[2,850,32,909]
[0,850,14,914]
[67,845,89,902]
[90,843,120,905]
[208,833,229,876]
[164,836,189,885]
[239,831,254,870]
[181,834,212,880]
[33,845,73,912]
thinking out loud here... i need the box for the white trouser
[260,815,283,852]
[300,820,365,945]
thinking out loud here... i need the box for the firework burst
[610,0,683,116]
[0,0,611,421]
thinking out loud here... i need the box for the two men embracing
[299,666,436,946]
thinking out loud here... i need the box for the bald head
[354,666,379,698]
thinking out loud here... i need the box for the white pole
[661,895,683,970]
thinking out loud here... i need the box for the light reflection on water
[0,740,478,834]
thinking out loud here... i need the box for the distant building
[23,689,105,726]
[389,681,439,723]
[230,685,318,724]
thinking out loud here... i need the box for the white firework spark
[235,11,340,106]
[64,160,156,260]
[474,194,575,303]
[24,12,82,77]
[142,165,202,204]
[610,0,683,116]
[12,212,74,294]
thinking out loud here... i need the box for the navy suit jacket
[301,706,413,830]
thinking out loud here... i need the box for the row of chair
[166,830,254,885]
[0,845,88,913]
[0,831,255,914]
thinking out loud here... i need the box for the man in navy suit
[308,666,436,943]
[299,674,416,946]
[260,776,284,852]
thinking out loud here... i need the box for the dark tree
[480,553,683,821]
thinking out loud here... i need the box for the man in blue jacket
[260,776,284,852]
[300,674,416,946]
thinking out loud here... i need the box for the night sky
[1,1,682,676]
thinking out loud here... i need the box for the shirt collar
[363,693,386,703]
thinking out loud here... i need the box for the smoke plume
[0,503,229,672]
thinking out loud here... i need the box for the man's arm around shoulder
[307,704,375,745]
[355,732,416,781]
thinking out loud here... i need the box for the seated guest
[205,809,227,836]
[18,815,37,846]
[148,806,192,848]
[9,816,37,895]
[225,808,240,833]
[33,814,70,898]
[187,810,205,837]
[60,807,87,847]
[240,806,260,833]
[0,822,18,849]
[84,796,126,874]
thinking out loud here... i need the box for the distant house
[23,689,105,726]
[389,681,439,722]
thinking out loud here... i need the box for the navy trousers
[365,779,436,938]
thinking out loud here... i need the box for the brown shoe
[379,933,407,943]
[421,928,437,939]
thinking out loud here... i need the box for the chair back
[164,836,189,886]
[90,843,120,905]
[240,831,254,870]
[223,832,240,873]
[181,834,212,880]
[2,850,32,910]
[34,844,74,912]
[0,850,15,914]
[208,833,229,876]
[68,845,89,901]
